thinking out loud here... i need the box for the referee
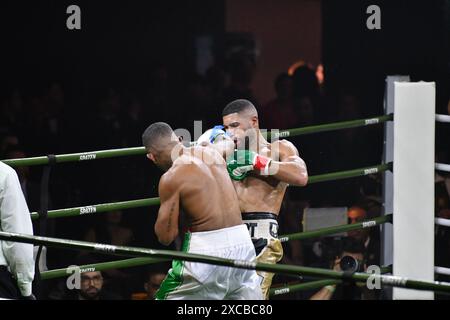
[0,161,35,299]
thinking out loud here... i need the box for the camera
[340,255,364,272]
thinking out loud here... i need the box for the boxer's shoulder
[270,139,299,157]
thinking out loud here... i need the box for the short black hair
[142,122,174,151]
[145,264,170,279]
[222,99,257,117]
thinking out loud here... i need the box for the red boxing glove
[252,153,272,175]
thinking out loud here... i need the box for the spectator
[310,238,379,300]
[144,63,171,120]
[347,206,380,267]
[83,210,133,247]
[295,96,315,126]
[347,207,369,242]
[121,96,147,147]
[59,269,122,300]
[27,83,66,154]
[143,269,167,300]
[206,65,227,116]
[223,53,258,105]
[261,73,299,130]
[93,88,124,149]
[291,65,322,124]
[82,210,134,297]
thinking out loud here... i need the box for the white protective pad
[393,82,435,300]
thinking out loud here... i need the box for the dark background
[1,1,224,94]
[1,1,448,109]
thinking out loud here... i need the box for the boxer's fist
[226,150,272,180]
[197,125,228,146]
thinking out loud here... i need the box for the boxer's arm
[155,172,180,245]
[266,140,308,186]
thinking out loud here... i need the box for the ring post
[381,75,410,299]
[392,81,435,299]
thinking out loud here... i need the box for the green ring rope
[30,197,160,220]
[40,214,392,280]
[41,257,168,280]
[30,162,392,220]
[279,214,392,242]
[2,114,393,168]
[1,230,449,295]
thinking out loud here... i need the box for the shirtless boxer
[142,122,262,300]
[220,99,308,299]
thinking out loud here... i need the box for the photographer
[310,238,378,300]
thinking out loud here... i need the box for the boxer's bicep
[280,141,308,176]
[272,140,308,186]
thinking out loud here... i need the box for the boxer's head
[222,99,260,149]
[142,122,181,171]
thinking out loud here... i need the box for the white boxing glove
[197,125,228,146]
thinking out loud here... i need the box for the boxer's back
[167,146,242,232]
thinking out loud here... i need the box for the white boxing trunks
[155,224,263,300]
[242,212,284,300]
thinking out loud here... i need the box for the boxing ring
[2,76,450,299]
